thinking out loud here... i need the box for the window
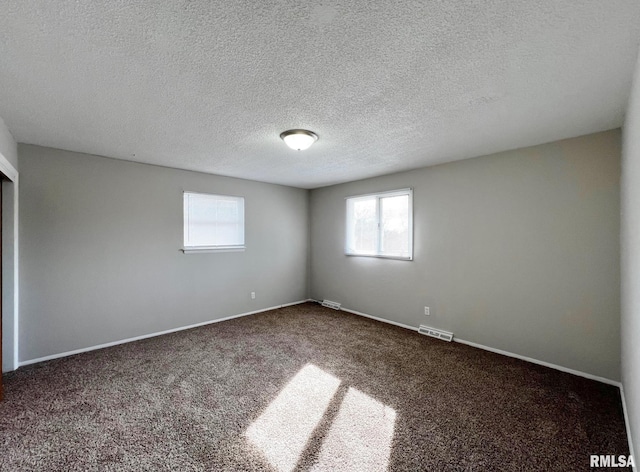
[345,188,413,260]
[183,191,245,253]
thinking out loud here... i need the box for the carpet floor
[0,302,629,471]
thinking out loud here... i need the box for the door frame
[0,151,18,372]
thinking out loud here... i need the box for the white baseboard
[340,307,419,332]
[453,337,620,387]
[620,385,637,471]
[18,300,309,367]
[337,304,620,387]
[336,302,636,463]
[339,303,635,455]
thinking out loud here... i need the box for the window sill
[345,253,413,261]
[182,246,246,254]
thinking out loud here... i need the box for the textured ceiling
[0,1,639,188]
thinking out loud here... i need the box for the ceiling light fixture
[280,129,318,151]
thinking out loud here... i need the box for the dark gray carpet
[0,302,629,471]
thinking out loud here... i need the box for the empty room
[1,1,640,471]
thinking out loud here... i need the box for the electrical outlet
[424,306,430,316]
[251,292,256,299]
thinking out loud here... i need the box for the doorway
[0,152,18,400]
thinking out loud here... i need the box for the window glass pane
[380,195,409,256]
[184,193,244,248]
[188,195,218,246]
[349,197,377,254]
[215,199,242,245]
[345,189,412,260]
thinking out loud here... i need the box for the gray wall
[622,52,640,459]
[0,116,18,171]
[19,145,308,362]
[310,130,621,381]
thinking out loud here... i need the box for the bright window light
[183,191,245,252]
[245,364,340,472]
[311,387,396,471]
[346,188,413,260]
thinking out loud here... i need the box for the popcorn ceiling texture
[0,1,638,188]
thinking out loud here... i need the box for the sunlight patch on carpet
[311,387,396,472]
[245,364,340,472]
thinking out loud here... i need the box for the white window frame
[345,188,413,260]
[183,191,245,254]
